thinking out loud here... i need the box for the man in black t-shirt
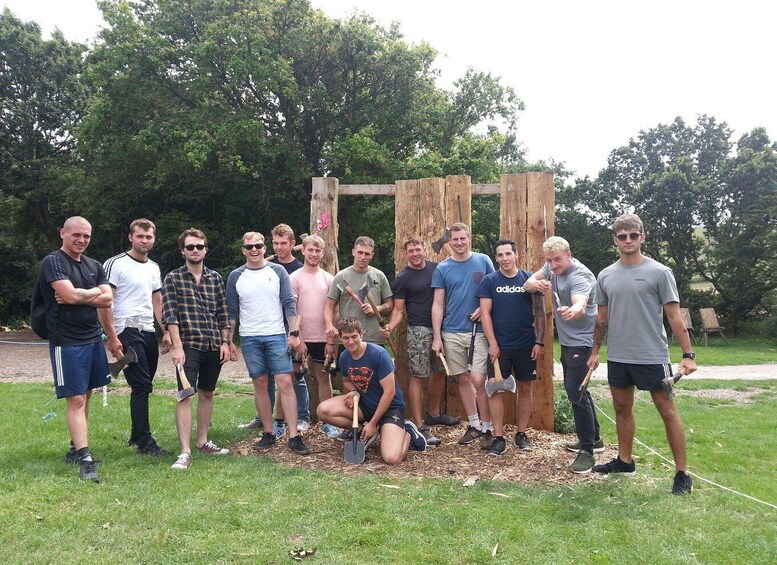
[38,216,113,482]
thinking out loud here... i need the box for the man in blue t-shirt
[477,239,545,456]
[316,318,427,464]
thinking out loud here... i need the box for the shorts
[487,347,537,381]
[363,406,406,430]
[50,341,111,399]
[304,342,326,364]
[407,326,444,377]
[241,334,293,377]
[607,361,672,392]
[441,331,488,375]
[180,348,223,392]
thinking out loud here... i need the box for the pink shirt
[290,268,335,343]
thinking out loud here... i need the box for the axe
[661,368,686,400]
[577,367,594,402]
[485,356,517,397]
[363,290,397,356]
[175,364,196,402]
[431,195,464,256]
[108,346,138,378]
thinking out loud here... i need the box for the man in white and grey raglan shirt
[226,231,310,455]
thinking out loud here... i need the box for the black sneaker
[424,413,461,427]
[79,455,100,483]
[672,471,693,495]
[515,432,534,452]
[337,429,354,442]
[137,442,170,457]
[252,432,276,451]
[457,426,482,445]
[404,421,428,452]
[565,438,605,453]
[238,415,263,430]
[420,426,442,446]
[65,448,102,467]
[487,437,507,457]
[479,430,494,450]
[288,435,311,455]
[592,456,636,476]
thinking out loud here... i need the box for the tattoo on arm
[532,293,546,339]
[593,318,608,348]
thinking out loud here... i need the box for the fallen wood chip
[492,543,499,557]
[488,492,510,498]
[463,475,479,487]
[379,484,399,489]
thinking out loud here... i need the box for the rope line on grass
[595,404,777,510]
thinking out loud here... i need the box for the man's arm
[523,270,548,294]
[431,288,446,354]
[384,298,405,333]
[51,279,112,307]
[531,292,546,361]
[98,305,123,358]
[152,290,172,353]
[665,302,697,375]
[587,304,608,370]
[558,292,590,322]
[324,297,338,338]
[479,296,499,362]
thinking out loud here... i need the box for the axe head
[431,228,451,254]
[661,370,684,400]
[175,364,196,402]
[357,282,369,303]
[108,346,138,378]
[485,374,517,397]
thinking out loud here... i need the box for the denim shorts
[241,334,293,377]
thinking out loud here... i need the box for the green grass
[2,381,777,564]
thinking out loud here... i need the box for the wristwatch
[289,330,300,337]
[221,339,231,346]
[682,351,696,360]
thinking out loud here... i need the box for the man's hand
[587,350,599,371]
[488,342,500,363]
[469,307,482,322]
[288,334,301,351]
[531,343,544,361]
[343,391,358,409]
[229,342,238,362]
[325,342,337,359]
[219,343,231,364]
[379,325,393,339]
[535,279,551,294]
[557,305,583,322]
[172,346,185,367]
[325,324,338,339]
[360,421,377,442]
[297,340,308,360]
[106,336,123,359]
[432,337,444,355]
[679,357,697,375]
[360,303,374,316]
[160,332,172,355]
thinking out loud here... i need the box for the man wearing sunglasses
[226,232,311,455]
[587,214,697,495]
[163,229,233,470]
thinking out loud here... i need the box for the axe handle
[364,292,397,356]
[438,352,452,377]
[492,357,504,383]
[578,368,594,391]
[343,286,364,306]
[176,365,193,389]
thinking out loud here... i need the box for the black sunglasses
[184,244,206,251]
[615,232,642,242]
[242,243,265,250]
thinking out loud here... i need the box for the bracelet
[535,341,545,346]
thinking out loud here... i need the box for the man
[324,236,393,348]
[290,234,340,438]
[99,218,171,457]
[431,222,495,446]
[477,239,545,456]
[380,237,460,447]
[226,231,310,455]
[317,318,427,464]
[38,216,112,482]
[524,236,603,473]
[163,228,232,470]
[588,214,697,495]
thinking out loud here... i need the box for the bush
[553,388,575,434]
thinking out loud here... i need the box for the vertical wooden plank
[419,178,448,262]
[311,177,339,275]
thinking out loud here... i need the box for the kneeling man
[317,318,426,464]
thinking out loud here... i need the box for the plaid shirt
[162,264,229,351]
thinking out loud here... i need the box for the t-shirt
[103,252,163,334]
[476,269,536,349]
[540,259,597,348]
[226,263,296,336]
[273,258,303,275]
[327,266,392,344]
[39,250,108,346]
[339,343,404,416]
[290,268,335,343]
[392,261,437,328]
[596,257,679,364]
[431,253,495,333]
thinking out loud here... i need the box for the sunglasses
[615,232,642,242]
[242,243,265,250]
[184,244,206,251]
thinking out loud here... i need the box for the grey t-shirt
[327,266,392,344]
[540,258,596,348]
[596,257,679,364]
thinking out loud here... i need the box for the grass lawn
[1,380,776,564]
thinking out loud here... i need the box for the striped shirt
[162,265,229,351]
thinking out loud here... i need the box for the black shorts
[305,342,326,364]
[487,347,537,382]
[180,348,222,392]
[363,406,406,429]
[607,361,672,392]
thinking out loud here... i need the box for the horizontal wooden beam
[338,183,500,196]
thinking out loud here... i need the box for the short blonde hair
[271,223,295,242]
[542,236,570,253]
[242,231,264,243]
[302,234,325,250]
[353,236,375,249]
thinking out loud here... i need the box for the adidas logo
[495,285,525,293]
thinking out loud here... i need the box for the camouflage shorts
[407,326,444,377]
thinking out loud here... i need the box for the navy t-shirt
[475,269,536,349]
[274,258,303,275]
[392,261,437,328]
[339,343,404,415]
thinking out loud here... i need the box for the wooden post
[500,172,555,431]
[311,177,339,275]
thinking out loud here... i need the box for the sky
[4,0,775,179]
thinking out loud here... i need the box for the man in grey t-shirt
[525,236,602,473]
[587,214,697,495]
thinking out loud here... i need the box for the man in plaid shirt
[162,228,232,470]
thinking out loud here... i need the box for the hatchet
[661,368,686,401]
[108,346,138,378]
[175,364,196,402]
[577,367,594,402]
[485,356,517,397]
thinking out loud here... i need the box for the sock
[467,414,481,430]
[481,420,493,433]
[76,446,92,461]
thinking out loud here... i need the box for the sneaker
[198,440,229,455]
[404,421,428,452]
[364,432,379,450]
[515,432,534,452]
[297,420,311,432]
[591,456,636,476]
[566,438,605,453]
[79,455,100,482]
[238,415,263,430]
[252,432,276,451]
[420,426,442,447]
[337,429,354,442]
[65,448,102,467]
[487,437,507,457]
[479,430,494,450]
[170,452,191,470]
[458,426,482,445]
[672,471,693,495]
[274,420,287,440]
[288,435,311,455]
[137,442,170,457]
[321,423,341,439]
[569,450,596,474]
[424,413,461,427]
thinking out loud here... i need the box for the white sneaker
[171,452,191,470]
[321,423,341,438]
[297,420,311,432]
[274,421,287,439]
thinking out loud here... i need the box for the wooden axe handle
[493,357,504,383]
[438,352,452,376]
[176,364,192,389]
[578,367,594,391]
[364,292,397,355]
[351,393,360,428]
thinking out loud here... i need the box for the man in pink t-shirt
[290,235,339,437]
